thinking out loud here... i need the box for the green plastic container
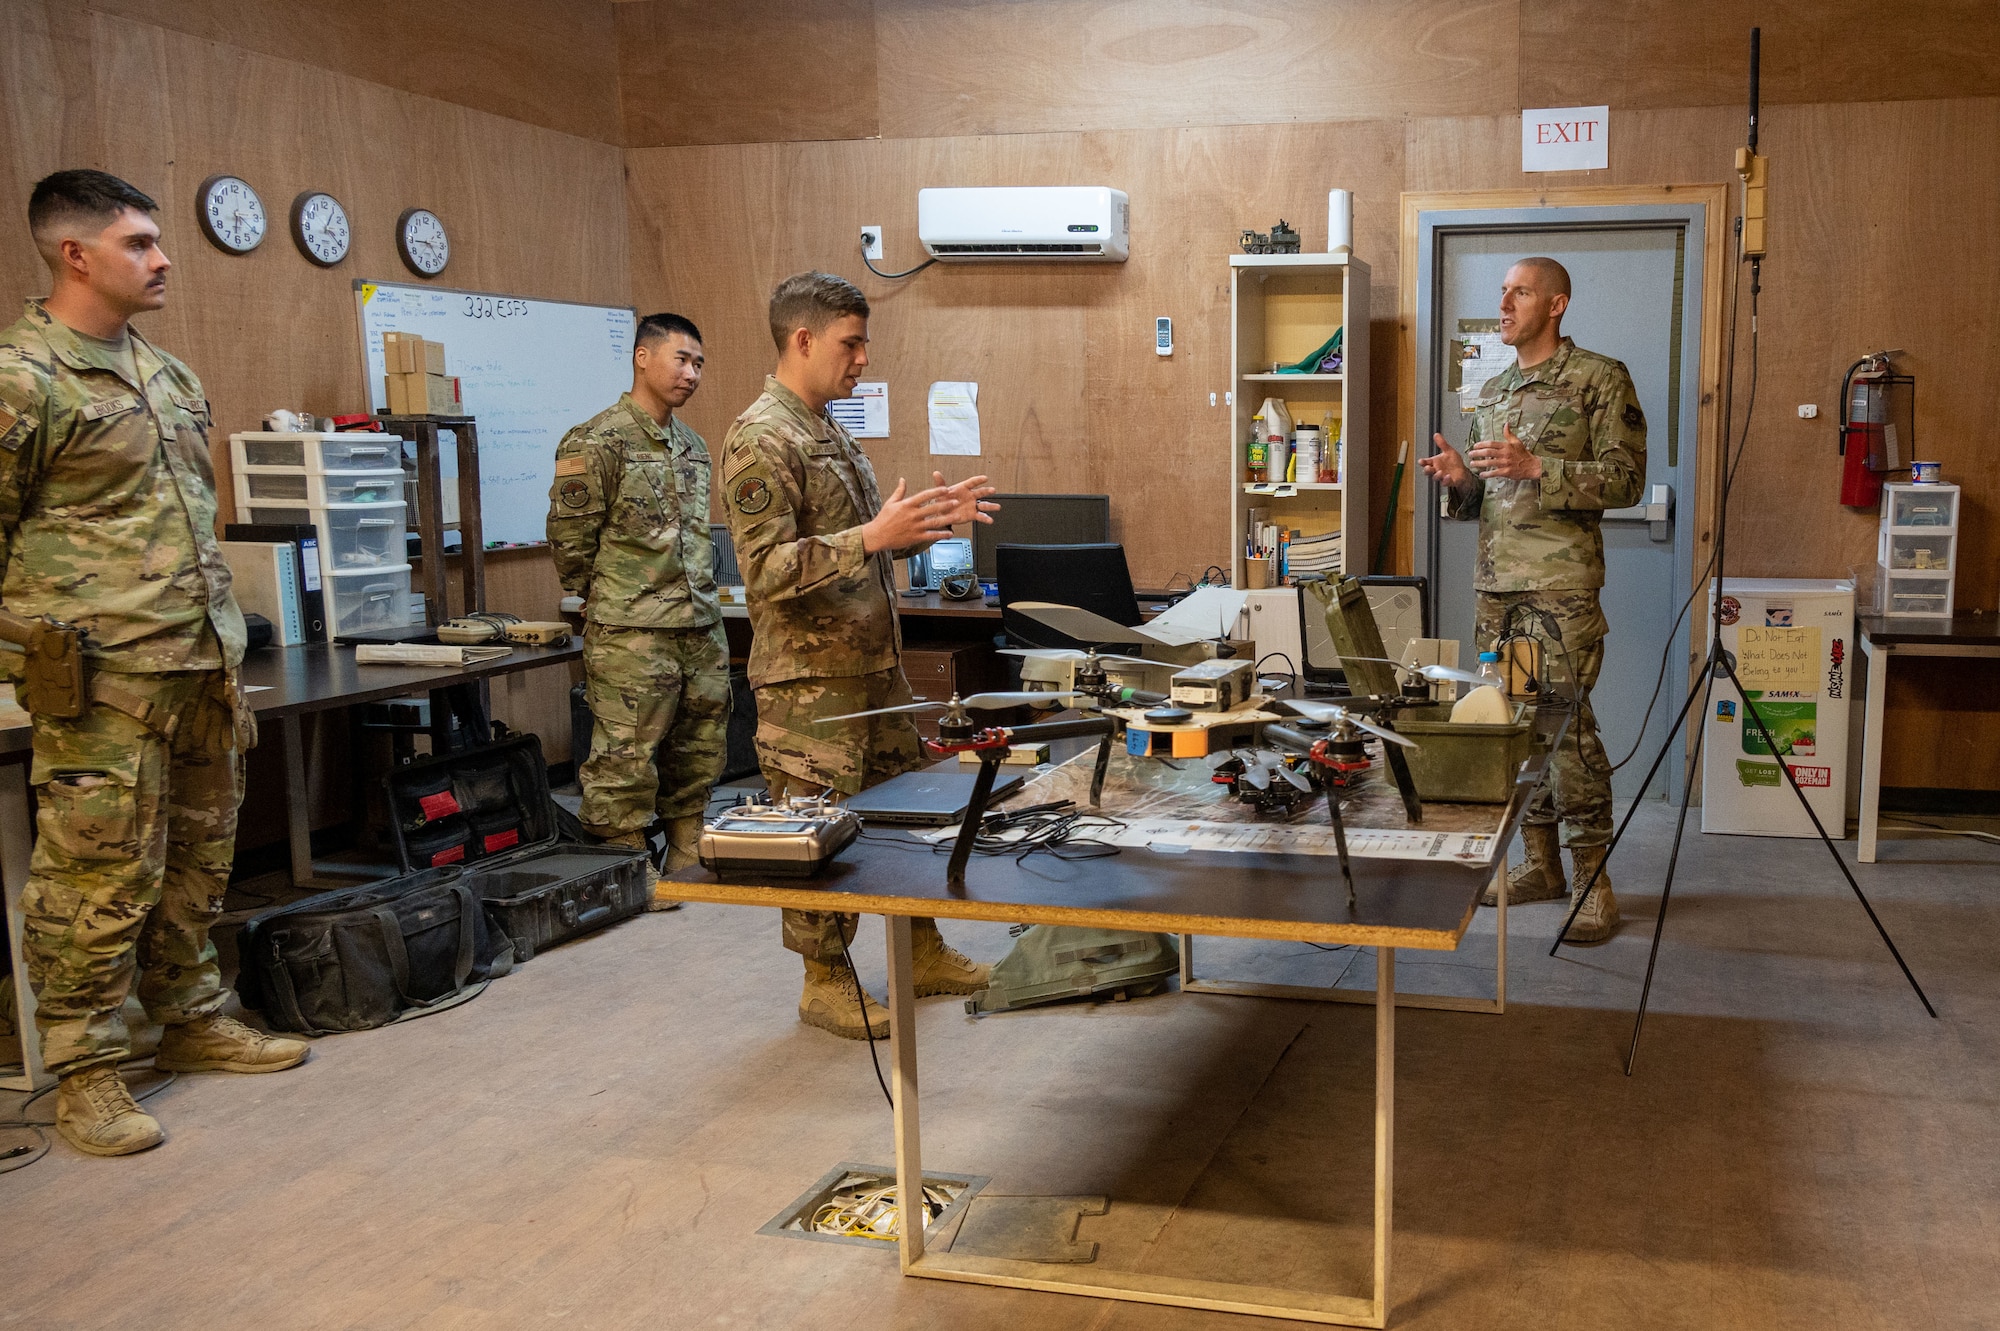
[1393,700,1536,804]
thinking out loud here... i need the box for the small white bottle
[1475,650,1507,695]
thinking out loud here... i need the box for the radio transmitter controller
[698,795,861,878]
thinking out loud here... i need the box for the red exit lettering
[1536,120,1600,144]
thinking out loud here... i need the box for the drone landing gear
[937,716,1118,890]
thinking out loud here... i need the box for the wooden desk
[1857,612,2000,861]
[665,703,1564,1327]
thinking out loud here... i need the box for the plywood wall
[0,3,625,842]
[628,121,1406,589]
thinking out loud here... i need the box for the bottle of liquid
[1258,397,1292,484]
[1292,422,1323,485]
[1475,651,1506,695]
[1247,414,1267,481]
[1321,411,1338,482]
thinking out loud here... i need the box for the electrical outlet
[860,226,883,261]
[1797,403,1819,419]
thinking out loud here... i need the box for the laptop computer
[842,768,1027,826]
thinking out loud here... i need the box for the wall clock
[290,190,350,266]
[197,174,266,254]
[396,207,450,277]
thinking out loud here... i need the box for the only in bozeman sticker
[734,476,771,515]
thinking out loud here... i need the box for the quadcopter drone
[1207,746,1318,815]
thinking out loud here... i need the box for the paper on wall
[828,381,889,438]
[927,382,980,455]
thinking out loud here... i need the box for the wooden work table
[665,700,1567,1327]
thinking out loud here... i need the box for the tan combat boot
[55,1066,164,1157]
[648,815,703,912]
[1483,822,1566,906]
[1563,845,1621,944]
[800,958,891,1040]
[154,1013,309,1074]
[911,919,992,997]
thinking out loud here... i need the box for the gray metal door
[1414,208,1705,803]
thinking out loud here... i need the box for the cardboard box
[384,371,462,416]
[382,332,448,377]
[383,331,422,375]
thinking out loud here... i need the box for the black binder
[224,522,327,642]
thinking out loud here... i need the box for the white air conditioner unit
[917,187,1129,262]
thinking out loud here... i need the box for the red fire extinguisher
[1838,350,1910,509]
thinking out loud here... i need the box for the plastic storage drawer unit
[327,564,414,636]
[234,468,405,508]
[1881,571,1953,618]
[233,432,402,473]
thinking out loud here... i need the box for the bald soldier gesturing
[1420,257,1646,943]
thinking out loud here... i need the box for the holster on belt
[0,606,87,719]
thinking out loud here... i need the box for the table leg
[886,914,925,1268]
[1373,946,1396,1325]
[1859,638,1886,864]
[281,714,319,890]
[1493,862,1507,1012]
[1,762,51,1092]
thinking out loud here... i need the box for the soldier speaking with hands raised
[1420,256,1647,942]
[722,271,998,1039]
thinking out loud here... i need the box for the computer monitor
[974,494,1111,582]
[996,543,1141,651]
[710,523,741,584]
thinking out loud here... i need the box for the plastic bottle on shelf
[1247,414,1267,481]
[1258,397,1292,484]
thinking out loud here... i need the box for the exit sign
[1522,106,1609,172]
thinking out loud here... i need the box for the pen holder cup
[1243,557,1275,590]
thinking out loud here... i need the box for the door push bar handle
[1604,483,1674,541]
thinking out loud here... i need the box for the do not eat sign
[1522,105,1610,172]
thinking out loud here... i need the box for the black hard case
[385,735,650,962]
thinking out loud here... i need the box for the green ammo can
[1393,700,1537,804]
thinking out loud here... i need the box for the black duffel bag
[237,868,515,1035]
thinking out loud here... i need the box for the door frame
[1398,185,1731,782]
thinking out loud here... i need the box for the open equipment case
[386,734,651,962]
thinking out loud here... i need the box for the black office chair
[996,543,1143,652]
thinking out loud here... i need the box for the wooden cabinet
[901,641,1005,737]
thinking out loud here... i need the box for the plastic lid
[1478,651,1499,662]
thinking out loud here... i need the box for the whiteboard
[354,280,634,546]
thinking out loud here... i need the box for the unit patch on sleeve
[559,478,592,508]
[1623,402,1645,430]
[733,476,772,516]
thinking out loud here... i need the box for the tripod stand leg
[1621,666,1717,1075]
[1728,661,1937,1018]
[1551,651,1713,954]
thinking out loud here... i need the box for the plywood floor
[4,803,1997,1331]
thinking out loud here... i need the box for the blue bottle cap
[1478,651,1499,662]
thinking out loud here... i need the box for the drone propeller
[1338,654,1489,689]
[814,690,1079,725]
[999,647,1155,667]
[1280,698,1421,749]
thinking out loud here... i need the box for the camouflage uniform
[722,376,930,961]
[547,393,728,838]
[1447,337,1646,847]
[0,299,251,1078]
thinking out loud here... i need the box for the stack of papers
[1285,531,1344,575]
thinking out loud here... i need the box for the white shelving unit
[1876,481,1960,618]
[1229,253,1370,585]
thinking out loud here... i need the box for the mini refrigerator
[1701,578,1855,837]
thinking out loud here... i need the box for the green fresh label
[1735,760,1782,788]
[1741,699,1816,756]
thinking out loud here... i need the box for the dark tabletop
[239,640,581,720]
[1858,611,2000,648]
[666,700,1569,951]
